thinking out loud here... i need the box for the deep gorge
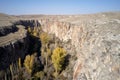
[0,20,77,80]
[0,12,120,80]
[0,20,42,70]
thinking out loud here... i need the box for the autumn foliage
[51,47,66,76]
[40,32,50,45]
[24,54,35,74]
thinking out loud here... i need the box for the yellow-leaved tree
[51,47,66,77]
[40,32,50,69]
[40,32,50,46]
[24,54,35,74]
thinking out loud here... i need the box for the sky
[0,0,120,15]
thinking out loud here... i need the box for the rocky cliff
[39,12,120,80]
[0,14,40,70]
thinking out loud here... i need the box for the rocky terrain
[40,12,120,80]
[0,12,120,80]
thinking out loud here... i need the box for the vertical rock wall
[0,37,29,70]
[40,19,120,80]
[0,20,41,70]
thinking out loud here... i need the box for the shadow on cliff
[27,33,44,71]
[0,25,19,37]
[27,34,41,56]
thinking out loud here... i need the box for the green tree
[51,47,66,77]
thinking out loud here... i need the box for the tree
[40,32,50,46]
[27,26,31,33]
[24,54,35,74]
[27,26,39,37]
[40,32,50,70]
[18,58,21,69]
[51,47,66,77]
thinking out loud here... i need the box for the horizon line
[1,10,120,16]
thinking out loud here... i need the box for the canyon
[0,12,120,80]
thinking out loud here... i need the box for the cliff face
[39,13,120,80]
[0,25,28,70]
[0,37,29,70]
[16,20,41,28]
[0,19,40,70]
[0,13,18,36]
[0,24,18,36]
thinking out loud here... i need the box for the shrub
[51,47,66,77]
[34,71,44,79]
